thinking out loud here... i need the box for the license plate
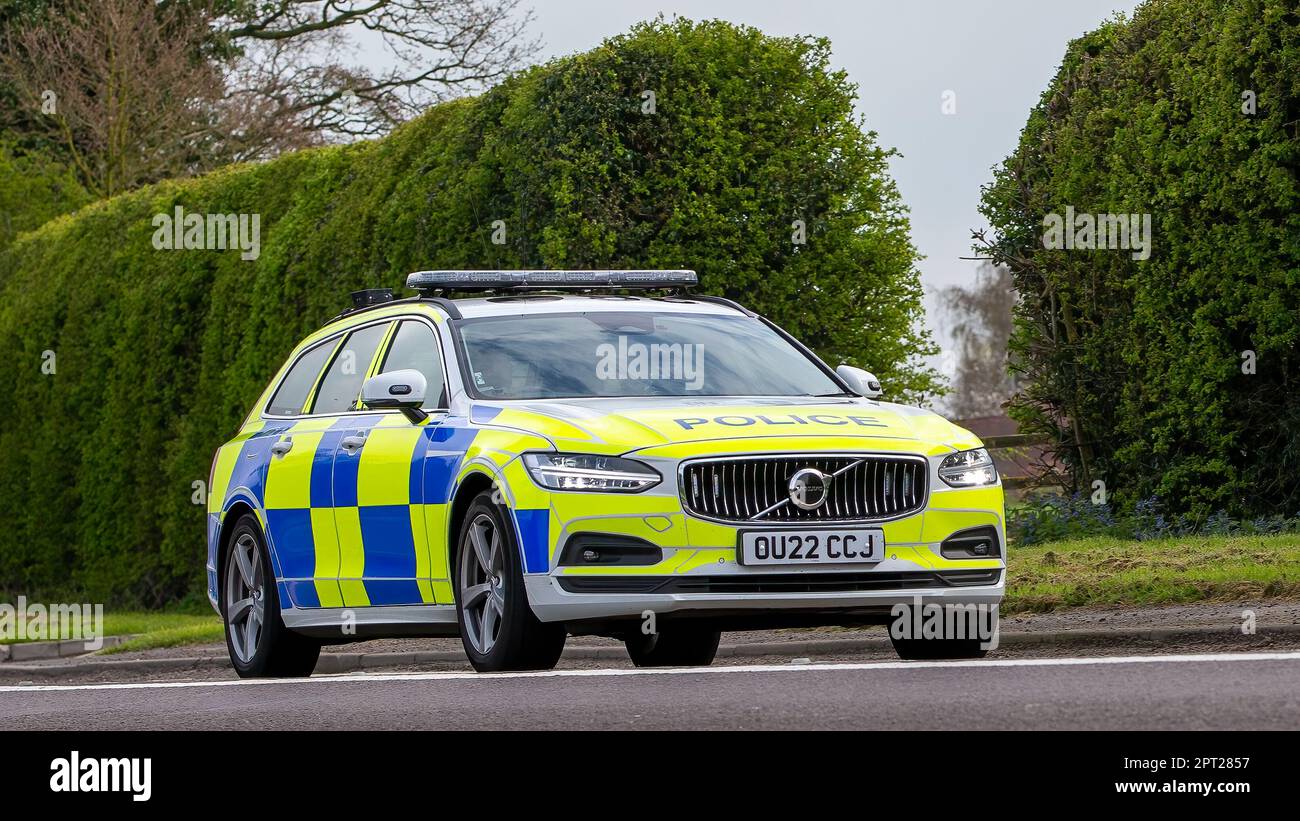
[738,528,885,566]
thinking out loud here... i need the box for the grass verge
[1005,534,1300,613]
[99,618,224,655]
[0,611,221,647]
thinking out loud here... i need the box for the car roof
[447,294,746,319]
[316,294,748,344]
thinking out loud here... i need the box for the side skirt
[282,604,460,640]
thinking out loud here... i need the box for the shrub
[1008,493,1300,546]
[980,0,1300,518]
[0,141,92,251]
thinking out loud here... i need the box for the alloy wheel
[459,512,506,655]
[224,532,266,664]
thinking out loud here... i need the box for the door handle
[270,438,293,458]
[340,433,368,454]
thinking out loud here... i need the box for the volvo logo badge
[788,468,830,510]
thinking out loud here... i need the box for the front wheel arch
[451,490,565,672]
[447,471,500,572]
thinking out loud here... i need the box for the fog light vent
[939,526,1001,559]
[559,534,663,567]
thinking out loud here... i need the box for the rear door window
[310,323,390,414]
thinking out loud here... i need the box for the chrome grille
[680,455,927,523]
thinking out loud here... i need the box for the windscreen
[456,311,843,399]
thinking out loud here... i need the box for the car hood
[469,396,980,455]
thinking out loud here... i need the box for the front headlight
[523,452,661,492]
[938,448,998,488]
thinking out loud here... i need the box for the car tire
[455,491,566,672]
[222,514,321,678]
[624,625,722,667]
[890,636,989,660]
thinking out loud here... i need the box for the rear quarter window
[265,340,336,417]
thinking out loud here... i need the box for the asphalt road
[3,651,1300,730]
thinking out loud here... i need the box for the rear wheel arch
[220,511,321,678]
[217,502,283,600]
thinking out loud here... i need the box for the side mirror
[835,365,882,399]
[361,369,428,423]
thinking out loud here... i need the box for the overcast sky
[514,0,1142,380]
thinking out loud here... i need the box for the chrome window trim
[676,451,931,526]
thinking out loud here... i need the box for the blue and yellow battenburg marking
[207,399,1005,610]
[252,413,468,608]
[208,399,561,610]
[203,305,529,610]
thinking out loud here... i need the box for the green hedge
[0,19,935,605]
[981,0,1300,518]
[0,142,91,251]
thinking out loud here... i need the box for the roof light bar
[405,269,697,292]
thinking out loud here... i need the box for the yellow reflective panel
[928,485,1005,515]
[636,435,946,461]
[355,426,424,507]
[263,430,325,510]
[432,580,454,603]
[334,506,369,607]
[548,492,680,519]
[410,504,436,604]
[880,516,924,544]
[207,442,244,514]
[299,305,444,349]
[491,409,603,444]
[310,507,343,609]
[560,513,689,548]
[422,502,451,581]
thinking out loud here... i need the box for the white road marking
[2,650,1299,694]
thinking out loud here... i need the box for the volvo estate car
[206,270,1005,675]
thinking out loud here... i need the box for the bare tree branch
[1,0,538,193]
[218,0,539,144]
[1,0,235,196]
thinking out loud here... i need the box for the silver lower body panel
[524,575,1004,623]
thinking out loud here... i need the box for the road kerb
[1,623,1296,680]
[0,634,135,663]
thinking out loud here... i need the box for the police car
[207,270,1005,676]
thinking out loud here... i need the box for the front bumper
[509,444,1007,625]
[525,571,1004,623]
